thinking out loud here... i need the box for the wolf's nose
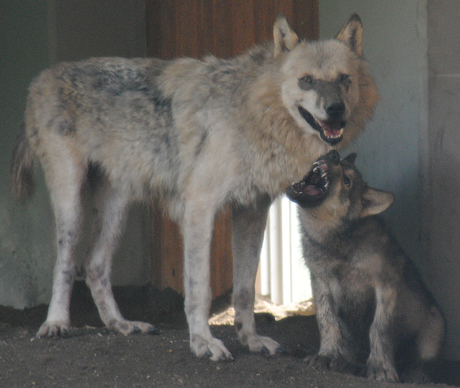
[326,102,345,119]
[327,150,340,164]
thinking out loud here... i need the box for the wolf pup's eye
[299,75,313,90]
[343,175,351,187]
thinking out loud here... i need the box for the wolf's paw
[367,360,399,382]
[108,319,160,335]
[247,334,284,356]
[37,320,71,338]
[191,335,234,361]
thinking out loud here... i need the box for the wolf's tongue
[321,121,343,138]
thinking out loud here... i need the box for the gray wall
[425,0,460,361]
[0,1,149,309]
[49,0,147,63]
[1,1,54,308]
[320,0,460,360]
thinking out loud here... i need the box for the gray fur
[287,150,445,382]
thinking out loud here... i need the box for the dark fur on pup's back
[287,150,445,383]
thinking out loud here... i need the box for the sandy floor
[0,282,459,388]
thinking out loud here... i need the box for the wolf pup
[12,15,378,361]
[286,150,444,382]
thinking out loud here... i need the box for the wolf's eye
[339,74,351,89]
[343,175,351,187]
[299,75,313,90]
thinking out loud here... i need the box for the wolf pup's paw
[399,367,431,384]
[305,353,359,374]
[37,320,71,338]
[191,335,234,361]
[367,359,399,382]
[305,354,331,370]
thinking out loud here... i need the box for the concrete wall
[425,0,460,360]
[49,0,147,63]
[0,1,149,309]
[1,1,54,308]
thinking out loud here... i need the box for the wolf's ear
[360,188,394,217]
[273,15,299,59]
[335,14,363,57]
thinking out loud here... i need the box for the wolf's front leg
[307,277,350,371]
[232,196,283,355]
[367,284,399,382]
[182,199,233,361]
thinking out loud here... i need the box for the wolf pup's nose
[327,150,340,164]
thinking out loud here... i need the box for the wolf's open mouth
[286,160,329,206]
[298,106,345,145]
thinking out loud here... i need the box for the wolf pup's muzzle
[286,151,340,207]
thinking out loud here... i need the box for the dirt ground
[1,282,459,388]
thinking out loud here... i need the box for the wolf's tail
[11,122,35,202]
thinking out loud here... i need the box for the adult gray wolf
[11,14,377,361]
[286,150,445,382]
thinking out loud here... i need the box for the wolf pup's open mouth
[286,160,329,207]
[298,106,345,145]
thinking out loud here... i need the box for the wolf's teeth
[325,128,344,140]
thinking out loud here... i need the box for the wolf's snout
[326,102,346,119]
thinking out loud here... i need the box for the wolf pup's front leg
[367,284,399,382]
[307,276,350,372]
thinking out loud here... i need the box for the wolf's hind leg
[37,150,86,338]
[84,178,158,335]
[232,196,283,355]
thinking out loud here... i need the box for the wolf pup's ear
[335,14,363,57]
[361,188,394,217]
[344,153,357,164]
[273,15,299,59]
